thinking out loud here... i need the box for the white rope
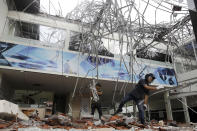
[177,98,197,114]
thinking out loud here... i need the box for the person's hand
[143,104,147,110]
[156,85,164,90]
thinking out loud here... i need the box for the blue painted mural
[0,42,177,86]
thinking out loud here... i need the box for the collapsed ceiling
[66,0,195,68]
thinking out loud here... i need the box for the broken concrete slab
[0,100,29,121]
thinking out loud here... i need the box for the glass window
[69,31,114,57]
[10,20,66,48]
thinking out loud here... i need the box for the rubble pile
[0,112,196,131]
[0,100,196,131]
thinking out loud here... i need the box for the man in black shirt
[91,83,103,119]
[114,73,164,125]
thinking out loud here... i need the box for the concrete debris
[21,108,46,119]
[109,115,122,121]
[94,120,102,126]
[0,101,196,131]
[44,114,72,126]
[0,119,14,129]
[167,120,178,127]
[0,117,196,131]
[0,100,29,121]
[123,116,136,125]
[22,109,38,118]
[158,120,164,127]
[191,122,197,130]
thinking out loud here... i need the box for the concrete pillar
[164,91,173,120]
[68,93,91,119]
[182,97,190,123]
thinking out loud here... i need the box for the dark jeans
[91,102,102,119]
[118,95,145,124]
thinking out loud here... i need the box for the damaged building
[0,0,197,130]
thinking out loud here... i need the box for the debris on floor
[1,114,196,131]
[0,101,196,131]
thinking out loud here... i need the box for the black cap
[145,73,155,81]
[96,83,101,87]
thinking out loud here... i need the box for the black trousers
[118,95,145,124]
[91,102,102,119]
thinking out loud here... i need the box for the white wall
[176,69,197,93]
[0,0,8,36]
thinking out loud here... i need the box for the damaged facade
[0,0,197,130]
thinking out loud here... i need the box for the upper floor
[1,0,196,86]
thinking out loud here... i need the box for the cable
[177,98,197,114]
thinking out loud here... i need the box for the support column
[68,92,91,119]
[164,91,173,120]
[182,97,190,123]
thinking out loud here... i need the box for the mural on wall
[0,41,177,86]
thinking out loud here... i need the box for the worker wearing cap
[114,73,164,125]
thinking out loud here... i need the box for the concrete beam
[169,92,197,99]
[7,11,121,42]
[7,11,80,32]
